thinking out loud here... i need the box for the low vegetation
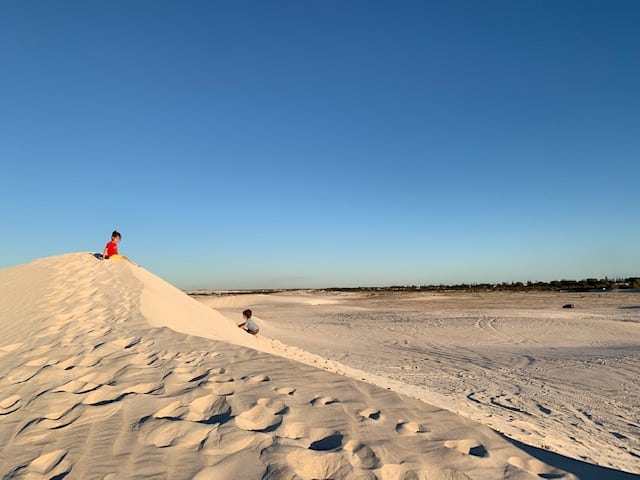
[321,277,640,293]
[187,277,640,295]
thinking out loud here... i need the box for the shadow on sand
[499,433,640,480]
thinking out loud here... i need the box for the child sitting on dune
[238,309,259,335]
[102,230,133,263]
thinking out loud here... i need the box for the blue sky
[1,1,638,289]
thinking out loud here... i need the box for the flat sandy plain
[197,289,640,475]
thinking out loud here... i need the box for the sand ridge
[0,253,587,479]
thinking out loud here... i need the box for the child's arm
[102,246,108,259]
[238,322,247,329]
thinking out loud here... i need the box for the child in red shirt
[102,230,133,263]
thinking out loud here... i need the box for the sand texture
[198,289,640,477]
[0,253,632,479]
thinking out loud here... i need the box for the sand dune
[194,293,342,310]
[0,253,621,479]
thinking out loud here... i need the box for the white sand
[0,253,632,479]
[198,290,640,476]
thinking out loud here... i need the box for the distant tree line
[321,277,640,293]
[186,277,640,295]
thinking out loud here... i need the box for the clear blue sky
[1,1,638,289]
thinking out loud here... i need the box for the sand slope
[0,253,582,479]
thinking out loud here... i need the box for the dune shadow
[51,473,70,480]
[498,433,640,480]
[619,306,640,310]
[201,411,232,426]
[309,433,343,451]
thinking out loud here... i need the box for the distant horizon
[2,1,638,289]
[185,278,640,293]
[174,269,640,291]
[1,250,638,292]
[180,277,640,292]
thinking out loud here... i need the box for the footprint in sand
[210,374,234,383]
[257,397,286,414]
[126,382,165,394]
[154,394,231,423]
[235,398,286,432]
[8,449,72,479]
[344,439,379,469]
[357,408,381,420]
[16,393,84,437]
[287,448,352,480]
[132,350,160,366]
[59,335,78,347]
[77,355,102,368]
[19,406,83,435]
[0,395,22,415]
[137,418,214,448]
[193,432,270,478]
[81,382,163,406]
[153,400,188,419]
[86,326,113,339]
[395,420,429,435]
[275,386,296,395]
[278,422,307,440]
[110,336,141,349]
[163,378,207,397]
[444,439,489,458]
[54,380,100,394]
[243,374,270,383]
[182,350,214,365]
[235,405,282,432]
[206,382,235,396]
[310,396,339,407]
[56,356,81,371]
[172,367,211,383]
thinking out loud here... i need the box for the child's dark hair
[243,309,252,318]
[112,230,121,239]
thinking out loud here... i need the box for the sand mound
[196,292,342,310]
[0,253,579,479]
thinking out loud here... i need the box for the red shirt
[105,241,118,257]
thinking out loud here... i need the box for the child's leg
[109,255,137,266]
